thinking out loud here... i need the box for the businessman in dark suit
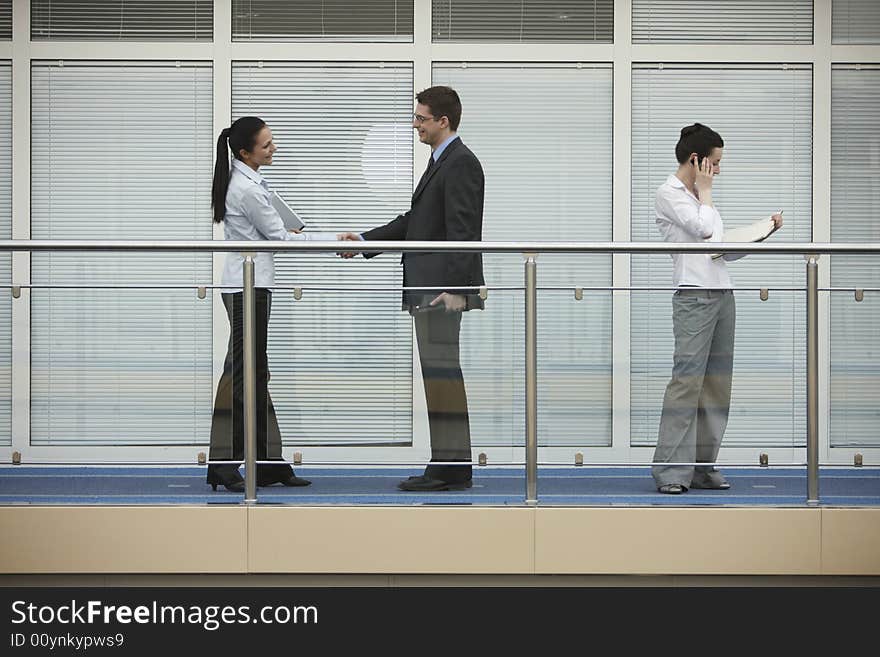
[340,86,484,491]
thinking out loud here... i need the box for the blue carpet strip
[0,467,877,506]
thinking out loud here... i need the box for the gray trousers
[412,305,472,484]
[652,289,735,487]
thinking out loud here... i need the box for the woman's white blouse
[655,173,733,289]
[221,158,335,290]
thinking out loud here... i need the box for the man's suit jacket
[362,137,485,310]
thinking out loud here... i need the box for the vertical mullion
[612,0,632,461]
[10,0,30,459]
[413,0,433,463]
[815,0,833,464]
[212,0,232,443]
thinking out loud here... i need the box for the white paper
[270,190,305,231]
[711,216,779,260]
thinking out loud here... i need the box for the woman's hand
[693,156,714,192]
[692,156,715,206]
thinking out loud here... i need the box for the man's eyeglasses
[412,113,437,124]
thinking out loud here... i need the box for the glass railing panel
[626,253,810,504]
[15,275,218,503]
[826,261,880,504]
[829,259,880,452]
[0,246,877,508]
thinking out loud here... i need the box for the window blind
[832,0,880,44]
[631,63,812,449]
[30,61,214,446]
[232,1,413,42]
[432,1,613,43]
[0,62,10,446]
[632,1,813,44]
[31,1,213,40]
[433,63,613,448]
[830,64,880,447]
[232,61,414,446]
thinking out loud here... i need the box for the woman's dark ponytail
[211,127,233,224]
[211,117,266,224]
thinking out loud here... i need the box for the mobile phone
[692,155,704,168]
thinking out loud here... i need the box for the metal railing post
[243,253,258,504]
[524,254,538,505]
[806,255,820,505]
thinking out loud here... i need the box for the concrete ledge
[248,506,535,574]
[0,507,248,574]
[535,508,821,575]
[1,505,877,576]
[821,508,880,575]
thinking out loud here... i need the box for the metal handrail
[1,239,879,254]
[0,283,816,292]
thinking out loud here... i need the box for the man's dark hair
[675,123,724,164]
[416,86,462,131]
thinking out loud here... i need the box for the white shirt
[221,159,336,290]
[655,174,733,289]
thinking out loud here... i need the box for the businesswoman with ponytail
[208,116,337,492]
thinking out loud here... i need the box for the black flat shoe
[259,475,311,487]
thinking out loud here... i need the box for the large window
[434,63,613,448]
[0,0,10,40]
[830,64,880,448]
[30,61,214,446]
[632,0,813,43]
[833,0,880,44]
[231,61,414,446]
[31,1,213,40]
[630,63,813,449]
[432,1,613,43]
[232,1,413,41]
[0,0,874,465]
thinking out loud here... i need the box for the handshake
[328,232,466,312]
[334,232,362,259]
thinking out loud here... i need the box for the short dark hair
[675,123,724,164]
[416,86,462,131]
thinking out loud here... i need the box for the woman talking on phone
[207,116,337,492]
[651,123,782,495]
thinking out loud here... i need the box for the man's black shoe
[259,475,312,487]
[398,476,472,492]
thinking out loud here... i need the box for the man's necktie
[415,154,435,191]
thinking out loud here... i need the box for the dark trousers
[413,307,473,483]
[207,289,293,484]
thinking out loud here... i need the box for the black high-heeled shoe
[207,471,245,492]
[211,480,245,492]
